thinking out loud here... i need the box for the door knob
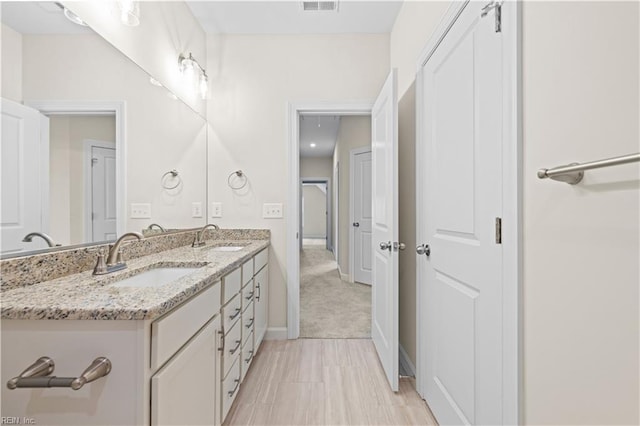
[393,242,406,251]
[353,222,360,227]
[416,244,431,257]
[379,241,392,251]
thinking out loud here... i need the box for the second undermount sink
[111,264,204,289]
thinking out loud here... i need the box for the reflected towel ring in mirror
[161,169,181,190]
[227,170,248,190]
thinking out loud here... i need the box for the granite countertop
[0,239,269,321]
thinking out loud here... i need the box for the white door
[87,141,117,242]
[0,98,49,254]
[352,149,372,285]
[151,316,219,426]
[371,70,399,391]
[419,2,504,424]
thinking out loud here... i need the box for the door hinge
[495,217,502,244]
[481,1,502,33]
[91,157,98,166]
[91,212,96,220]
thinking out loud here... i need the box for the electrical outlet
[263,203,283,219]
[210,202,222,218]
[192,202,203,218]
[131,203,151,219]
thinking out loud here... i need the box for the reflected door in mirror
[89,142,117,242]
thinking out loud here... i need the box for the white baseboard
[337,264,352,283]
[265,327,288,340]
[399,344,416,377]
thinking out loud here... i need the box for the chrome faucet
[192,224,219,247]
[93,232,144,275]
[22,232,60,247]
[147,223,166,232]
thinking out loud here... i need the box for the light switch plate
[131,203,151,219]
[263,203,283,219]
[192,202,203,218]
[210,202,222,218]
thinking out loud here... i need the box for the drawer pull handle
[229,308,241,321]
[229,340,241,355]
[245,350,254,364]
[218,328,225,352]
[228,378,240,397]
[245,291,254,300]
[245,318,254,328]
[256,283,261,301]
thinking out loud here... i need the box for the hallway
[223,339,438,425]
[300,244,371,338]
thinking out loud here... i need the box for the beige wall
[49,115,116,246]
[332,116,372,276]
[302,184,327,238]
[1,23,22,102]
[207,34,389,329]
[62,1,206,116]
[300,157,333,179]
[23,34,207,233]
[390,0,451,368]
[522,2,639,424]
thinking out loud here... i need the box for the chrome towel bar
[538,152,640,184]
[7,356,111,390]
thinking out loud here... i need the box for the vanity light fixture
[55,3,88,26]
[116,0,140,26]
[178,53,208,100]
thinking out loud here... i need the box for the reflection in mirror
[0,2,207,258]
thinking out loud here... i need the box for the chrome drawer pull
[218,328,225,352]
[256,283,261,301]
[229,340,241,355]
[245,291,254,300]
[245,318,254,328]
[244,350,254,364]
[227,378,240,397]
[229,308,241,321]
[7,356,111,391]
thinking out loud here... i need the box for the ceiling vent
[302,1,339,12]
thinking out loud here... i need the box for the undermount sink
[112,265,204,289]
[209,246,245,252]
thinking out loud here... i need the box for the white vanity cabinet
[254,249,269,352]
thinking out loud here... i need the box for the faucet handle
[93,251,107,275]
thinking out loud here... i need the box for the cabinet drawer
[222,318,242,380]
[151,284,220,370]
[242,259,253,286]
[241,282,255,312]
[242,301,254,345]
[254,249,268,273]
[221,357,241,421]
[223,267,241,304]
[241,332,254,383]
[223,293,242,331]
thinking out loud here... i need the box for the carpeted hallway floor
[300,244,371,338]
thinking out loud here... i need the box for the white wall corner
[399,344,416,377]
[265,327,288,340]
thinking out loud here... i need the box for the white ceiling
[300,115,340,157]
[186,1,403,34]
[1,2,93,34]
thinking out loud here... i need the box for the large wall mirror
[1,2,208,257]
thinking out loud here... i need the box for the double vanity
[0,228,270,425]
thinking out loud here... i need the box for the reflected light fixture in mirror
[56,2,88,26]
[178,53,209,100]
[116,0,140,26]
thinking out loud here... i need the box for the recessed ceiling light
[310,143,317,148]
[57,3,88,26]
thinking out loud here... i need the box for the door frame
[349,146,372,284]
[300,178,331,246]
[414,1,521,424]
[83,139,116,242]
[26,100,126,238]
[286,101,373,339]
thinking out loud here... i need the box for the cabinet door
[254,265,269,352]
[152,316,220,426]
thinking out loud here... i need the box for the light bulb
[199,74,209,100]
[117,0,140,26]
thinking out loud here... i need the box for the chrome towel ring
[227,170,248,190]
[161,169,181,190]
